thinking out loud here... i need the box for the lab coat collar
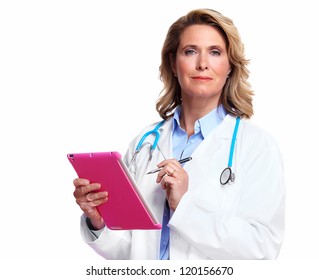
[184,114,240,159]
[213,114,240,139]
[156,118,173,159]
[172,105,227,139]
[159,113,238,139]
[154,114,239,162]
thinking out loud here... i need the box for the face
[172,24,231,104]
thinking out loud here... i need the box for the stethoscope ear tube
[135,120,166,152]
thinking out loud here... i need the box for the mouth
[191,76,213,81]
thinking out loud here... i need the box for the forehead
[179,24,227,48]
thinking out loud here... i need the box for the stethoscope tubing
[227,116,240,168]
[135,120,165,152]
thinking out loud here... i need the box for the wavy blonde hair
[156,9,254,119]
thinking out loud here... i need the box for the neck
[179,99,219,137]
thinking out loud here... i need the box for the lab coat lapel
[157,119,173,159]
[132,119,173,259]
[134,118,173,225]
[190,114,235,160]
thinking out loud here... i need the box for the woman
[73,8,285,260]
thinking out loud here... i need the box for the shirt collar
[173,105,227,139]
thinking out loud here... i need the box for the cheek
[215,59,231,76]
[176,57,195,74]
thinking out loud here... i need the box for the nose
[196,54,208,70]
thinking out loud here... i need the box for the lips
[191,76,213,81]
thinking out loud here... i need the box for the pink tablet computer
[67,151,161,230]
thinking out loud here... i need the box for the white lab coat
[80,114,285,259]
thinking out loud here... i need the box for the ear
[227,68,232,75]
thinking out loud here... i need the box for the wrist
[86,217,105,231]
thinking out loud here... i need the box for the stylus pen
[146,157,192,174]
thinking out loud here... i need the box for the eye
[211,49,221,56]
[184,48,197,56]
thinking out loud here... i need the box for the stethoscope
[131,117,240,185]
[130,120,166,165]
[219,116,240,185]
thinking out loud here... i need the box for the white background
[1,0,318,278]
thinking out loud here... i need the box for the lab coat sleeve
[168,131,285,259]
[80,214,132,259]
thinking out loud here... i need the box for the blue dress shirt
[159,105,227,259]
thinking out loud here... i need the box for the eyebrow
[181,44,224,50]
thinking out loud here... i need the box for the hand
[73,178,108,230]
[156,159,189,211]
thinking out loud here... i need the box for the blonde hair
[156,9,254,119]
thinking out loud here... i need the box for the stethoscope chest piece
[220,167,235,185]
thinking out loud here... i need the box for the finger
[156,168,167,183]
[79,201,100,214]
[76,194,108,210]
[165,165,176,176]
[85,196,108,208]
[162,161,182,173]
[86,191,108,202]
[157,158,180,169]
[161,174,174,189]
[157,165,178,182]
[73,183,101,198]
[160,174,167,189]
[73,178,90,187]
[90,196,108,207]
